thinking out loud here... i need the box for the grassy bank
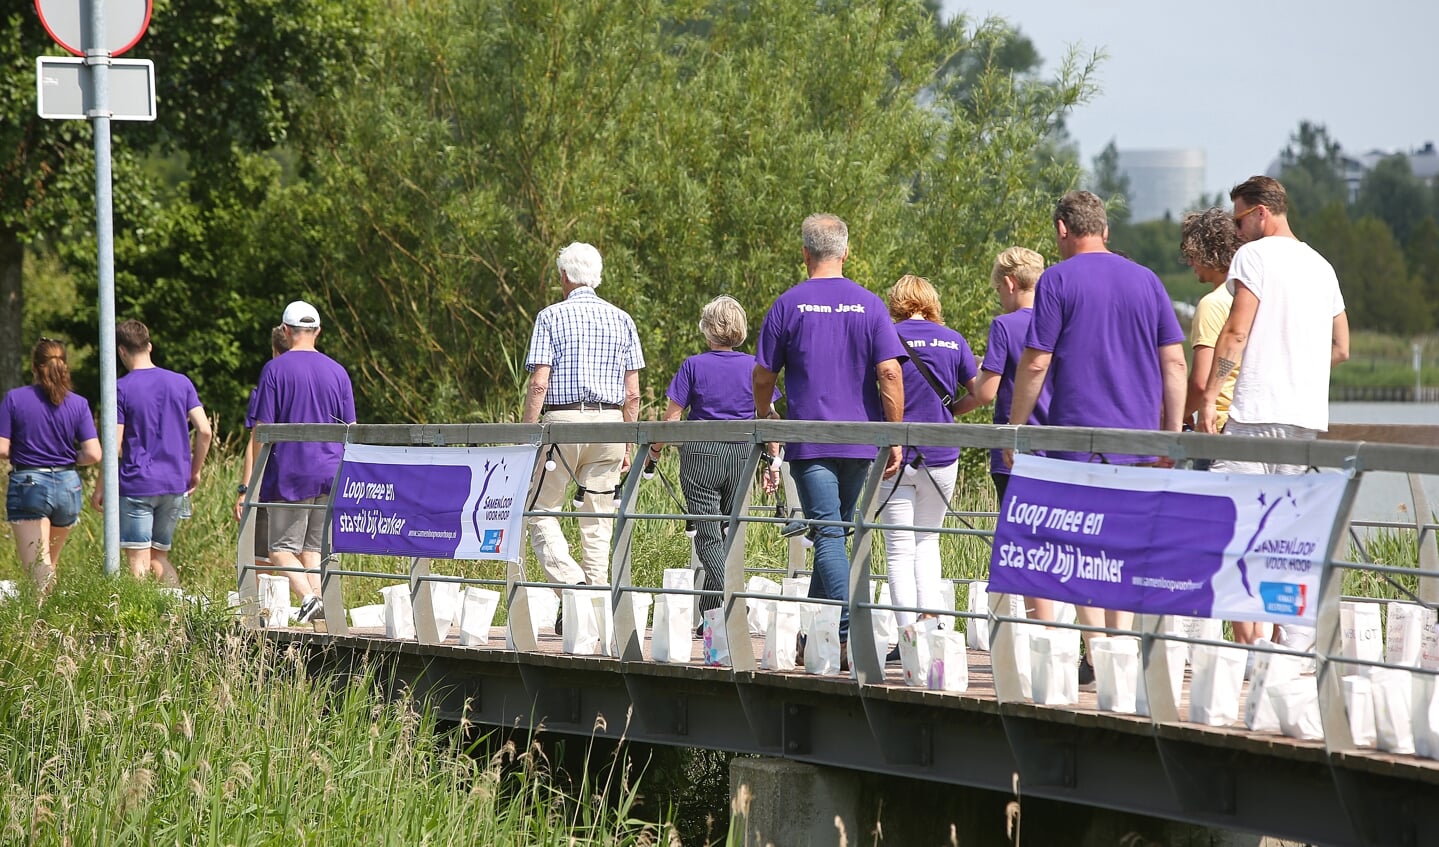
[0,568,670,845]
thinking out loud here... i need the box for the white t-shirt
[1225,236,1345,431]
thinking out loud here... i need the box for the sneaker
[780,520,808,538]
[885,645,901,664]
[794,633,806,666]
[554,608,564,637]
[1077,656,1096,688]
[296,595,325,623]
[839,641,850,673]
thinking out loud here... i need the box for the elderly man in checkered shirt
[521,242,645,605]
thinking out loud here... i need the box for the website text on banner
[988,455,1348,625]
[331,444,538,561]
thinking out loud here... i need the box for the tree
[1303,206,1430,335]
[236,0,1097,422]
[1089,139,1131,230]
[1355,154,1431,246]
[1277,121,1349,221]
[0,0,374,418]
[1406,216,1439,328]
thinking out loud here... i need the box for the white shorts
[1209,420,1321,476]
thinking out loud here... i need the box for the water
[1329,402,1438,526]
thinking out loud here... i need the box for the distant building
[1117,149,1206,223]
[1266,141,1438,202]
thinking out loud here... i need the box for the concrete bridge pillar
[729,757,860,847]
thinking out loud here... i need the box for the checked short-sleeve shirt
[525,286,645,405]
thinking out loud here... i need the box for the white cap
[282,300,321,329]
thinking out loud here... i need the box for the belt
[543,401,622,413]
[13,464,76,473]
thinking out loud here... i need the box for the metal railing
[236,420,1439,766]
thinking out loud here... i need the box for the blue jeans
[120,494,188,551]
[6,469,83,526]
[789,457,870,639]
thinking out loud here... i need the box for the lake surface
[1329,402,1438,526]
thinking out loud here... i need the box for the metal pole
[87,0,120,576]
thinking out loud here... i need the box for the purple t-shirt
[244,387,260,430]
[252,349,356,502]
[667,350,778,421]
[116,367,203,496]
[0,386,97,468]
[981,308,1052,474]
[894,319,976,467]
[1024,252,1184,463]
[755,277,908,461]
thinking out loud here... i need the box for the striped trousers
[679,441,751,614]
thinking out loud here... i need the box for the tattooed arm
[1198,282,1259,434]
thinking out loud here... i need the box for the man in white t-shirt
[1198,175,1349,474]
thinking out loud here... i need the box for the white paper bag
[1091,636,1140,714]
[782,577,814,633]
[1277,623,1317,656]
[1244,640,1305,733]
[651,598,694,664]
[425,581,462,641]
[226,590,240,611]
[505,587,541,649]
[871,606,898,669]
[349,603,386,630]
[1137,638,1188,718]
[1386,601,1436,667]
[702,608,731,667]
[381,584,416,640]
[1411,673,1439,759]
[1340,601,1383,674]
[1162,615,1224,665]
[458,588,500,646]
[898,619,941,687]
[1343,675,1377,748]
[562,589,607,655]
[1052,601,1077,626]
[1422,625,1439,672]
[966,582,1026,652]
[1267,677,1323,741]
[257,574,291,628]
[1188,643,1247,726]
[762,603,801,671]
[938,580,956,623]
[1371,668,1416,754]
[874,583,899,646]
[926,630,968,692]
[965,581,990,651]
[745,576,781,635]
[530,590,560,632]
[1030,629,1080,706]
[613,591,653,655]
[805,605,843,675]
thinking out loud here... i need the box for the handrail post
[412,557,442,644]
[610,437,651,662]
[1318,457,1365,753]
[318,460,350,635]
[236,441,272,630]
[722,442,766,672]
[848,443,894,685]
[1408,472,1439,606]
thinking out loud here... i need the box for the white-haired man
[522,243,644,625]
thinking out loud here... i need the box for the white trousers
[879,461,958,629]
[525,409,627,590]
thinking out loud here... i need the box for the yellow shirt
[1191,286,1237,430]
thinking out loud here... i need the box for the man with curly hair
[1179,208,1242,443]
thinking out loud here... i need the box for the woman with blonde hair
[0,338,102,590]
[653,295,779,623]
[880,275,979,636]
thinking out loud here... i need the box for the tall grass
[0,568,669,845]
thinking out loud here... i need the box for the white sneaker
[297,595,325,623]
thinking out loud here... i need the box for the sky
[944,0,1438,199]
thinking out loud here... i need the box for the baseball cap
[282,300,321,329]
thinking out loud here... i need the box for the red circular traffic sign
[35,0,152,58]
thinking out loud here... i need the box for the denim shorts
[120,494,188,551]
[6,469,84,527]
